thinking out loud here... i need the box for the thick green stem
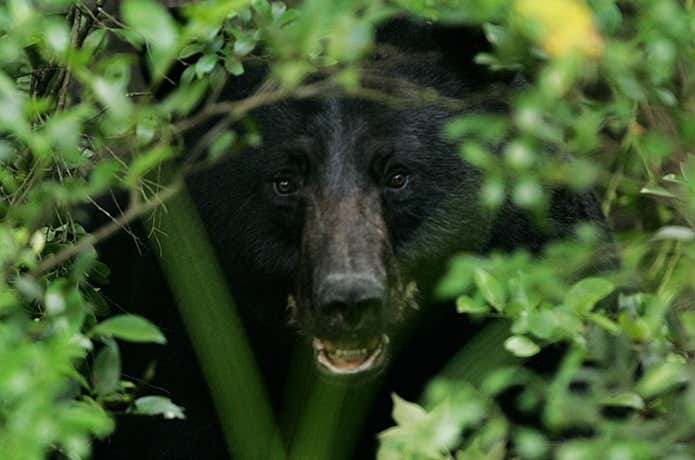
[155,185,286,460]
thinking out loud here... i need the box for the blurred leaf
[512,179,544,208]
[444,114,508,143]
[586,312,620,334]
[91,314,166,344]
[514,428,548,460]
[565,278,614,314]
[456,295,489,314]
[640,185,675,198]
[504,336,540,357]
[195,53,218,78]
[474,268,506,312]
[481,366,525,396]
[133,396,185,420]
[121,0,179,80]
[63,401,115,436]
[91,77,133,120]
[125,144,175,186]
[391,393,427,427]
[637,359,687,399]
[481,178,506,209]
[89,160,121,194]
[224,55,245,76]
[599,392,644,410]
[45,280,67,315]
[653,226,694,241]
[93,339,121,396]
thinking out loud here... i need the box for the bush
[0,0,693,459]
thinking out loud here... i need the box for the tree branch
[32,180,183,277]
[172,79,335,133]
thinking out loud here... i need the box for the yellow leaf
[515,0,603,58]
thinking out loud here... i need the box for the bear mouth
[312,334,389,375]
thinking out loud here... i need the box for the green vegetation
[0,0,693,459]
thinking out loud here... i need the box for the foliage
[0,0,693,459]
[378,1,695,459]
[0,0,383,458]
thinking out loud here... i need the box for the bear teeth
[313,335,389,374]
[332,348,368,358]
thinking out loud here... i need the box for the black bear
[92,21,608,460]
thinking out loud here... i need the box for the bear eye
[386,172,409,190]
[273,177,299,196]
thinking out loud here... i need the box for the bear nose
[316,274,385,331]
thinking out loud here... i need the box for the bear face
[188,55,495,376]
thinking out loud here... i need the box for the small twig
[32,180,183,277]
[172,79,334,133]
[56,8,82,111]
[95,6,128,30]
[79,1,113,34]
[88,196,143,252]
[358,71,511,110]
[13,66,60,80]
[76,0,104,46]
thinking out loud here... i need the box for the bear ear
[375,16,440,53]
[375,16,520,87]
[375,15,489,56]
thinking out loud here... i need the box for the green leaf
[504,335,540,357]
[600,392,645,410]
[512,179,543,208]
[556,440,598,460]
[481,367,525,397]
[160,79,209,116]
[93,339,121,396]
[91,77,133,120]
[481,178,506,209]
[195,54,218,78]
[565,278,614,314]
[456,295,489,314]
[224,55,245,76]
[121,0,179,80]
[586,312,620,334]
[92,314,166,344]
[14,276,43,301]
[133,396,185,419]
[514,428,548,460]
[233,36,255,56]
[680,311,695,339]
[208,130,237,160]
[82,28,108,57]
[640,185,675,198]
[136,113,160,146]
[636,359,687,399]
[44,280,66,315]
[503,140,535,170]
[63,401,115,436]
[390,393,427,427]
[474,268,506,312]
[444,114,508,142]
[89,160,121,194]
[125,144,175,186]
[653,226,694,241]
[527,309,562,340]
[178,42,204,59]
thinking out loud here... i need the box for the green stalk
[283,344,380,460]
[436,320,517,386]
[155,185,286,460]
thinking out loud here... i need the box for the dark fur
[188,53,491,345]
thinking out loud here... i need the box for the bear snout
[315,273,386,335]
